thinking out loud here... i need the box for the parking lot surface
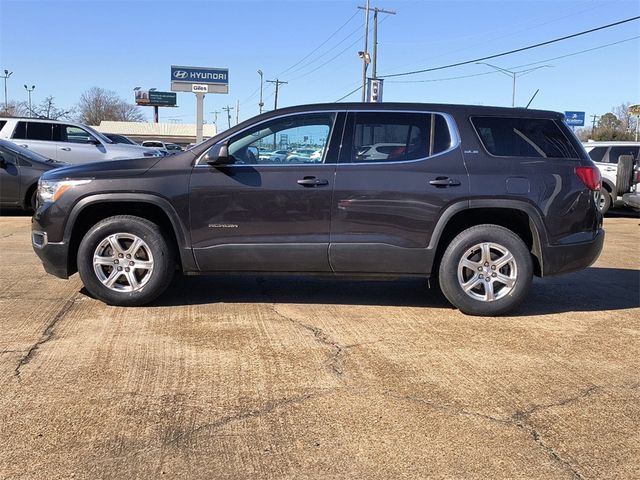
[0,214,638,479]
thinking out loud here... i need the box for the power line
[379,15,640,78]
[387,36,640,83]
[335,85,363,102]
[289,15,390,83]
[277,10,360,77]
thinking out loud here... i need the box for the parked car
[0,138,67,211]
[0,117,163,164]
[582,141,639,214]
[141,140,184,154]
[31,103,603,316]
[286,148,320,163]
[268,150,290,162]
[104,133,138,145]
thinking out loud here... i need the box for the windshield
[83,125,115,144]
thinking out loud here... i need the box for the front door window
[222,113,336,165]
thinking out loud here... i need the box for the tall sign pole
[171,65,229,141]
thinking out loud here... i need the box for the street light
[475,62,552,107]
[24,84,35,117]
[257,69,264,114]
[1,69,13,111]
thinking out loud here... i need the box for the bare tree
[0,100,30,117]
[76,87,145,125]
[33,96,74,120]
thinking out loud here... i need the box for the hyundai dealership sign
[170,65,229,93]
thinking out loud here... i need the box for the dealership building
[92,121,218,146]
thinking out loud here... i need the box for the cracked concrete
[14,295,78,379]
[0,215,639,479]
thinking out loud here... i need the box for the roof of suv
[0,116,84,125]
[254,102,564,119]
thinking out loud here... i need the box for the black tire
[77,215,175,306]
[438,224,533,316]
[615,155,634,194]
[598,187,611,215]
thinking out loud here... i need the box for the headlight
[37,179,92,204]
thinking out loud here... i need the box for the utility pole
[1,69,13,111]
[223,105,234,130]
[24,84,35,117]
[236,99,240,125]
[360,0,370,102]
[266,79,288,110]
[358,6,396,80]
[590,114,599,136]
[210,110,220,125]
[257,69,264,114]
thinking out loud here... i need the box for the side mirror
[87,137,101,145]
[205,142,234,165]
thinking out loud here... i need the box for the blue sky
[1,0,638,128]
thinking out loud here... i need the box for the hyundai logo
[174,70,188,79]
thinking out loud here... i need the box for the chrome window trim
[194,109,460,168]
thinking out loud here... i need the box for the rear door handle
[60,147,71,151]
[297,176,329,187]
[429,177,461,187]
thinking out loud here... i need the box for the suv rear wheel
[438,224,533,316]
[77,215,175,306]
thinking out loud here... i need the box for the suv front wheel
[77,215,175,306]
[438,224,533,316]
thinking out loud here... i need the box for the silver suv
[0,117,163,164]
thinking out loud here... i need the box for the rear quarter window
[471,116,580,159]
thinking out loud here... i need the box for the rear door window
[11,121,61,141]
[343,112,451,163]
[472,116,580,159]
[607,146,639,164]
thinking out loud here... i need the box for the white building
[93,121,217,146]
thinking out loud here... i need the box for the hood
[42,156,163,181]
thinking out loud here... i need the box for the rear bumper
[541,229,604,276]
[32,230,70,279]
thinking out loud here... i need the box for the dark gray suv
[31,103,604,315]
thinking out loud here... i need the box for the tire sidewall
[439,225,533,316]
[598,188,611,215]
[77,216,174,306]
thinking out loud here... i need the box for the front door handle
[18,144,28,148]
[60,147,71,151]
[429,177,461,187]
[297,176,329,187]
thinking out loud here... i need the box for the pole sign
[564,111,585,127]
[135,89,177,107]
[171,65,229,93]
[367,78,384,103]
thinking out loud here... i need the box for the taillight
[575,166,601,191]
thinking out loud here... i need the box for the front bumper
[32,230,70,279]
[541,228,605,276]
